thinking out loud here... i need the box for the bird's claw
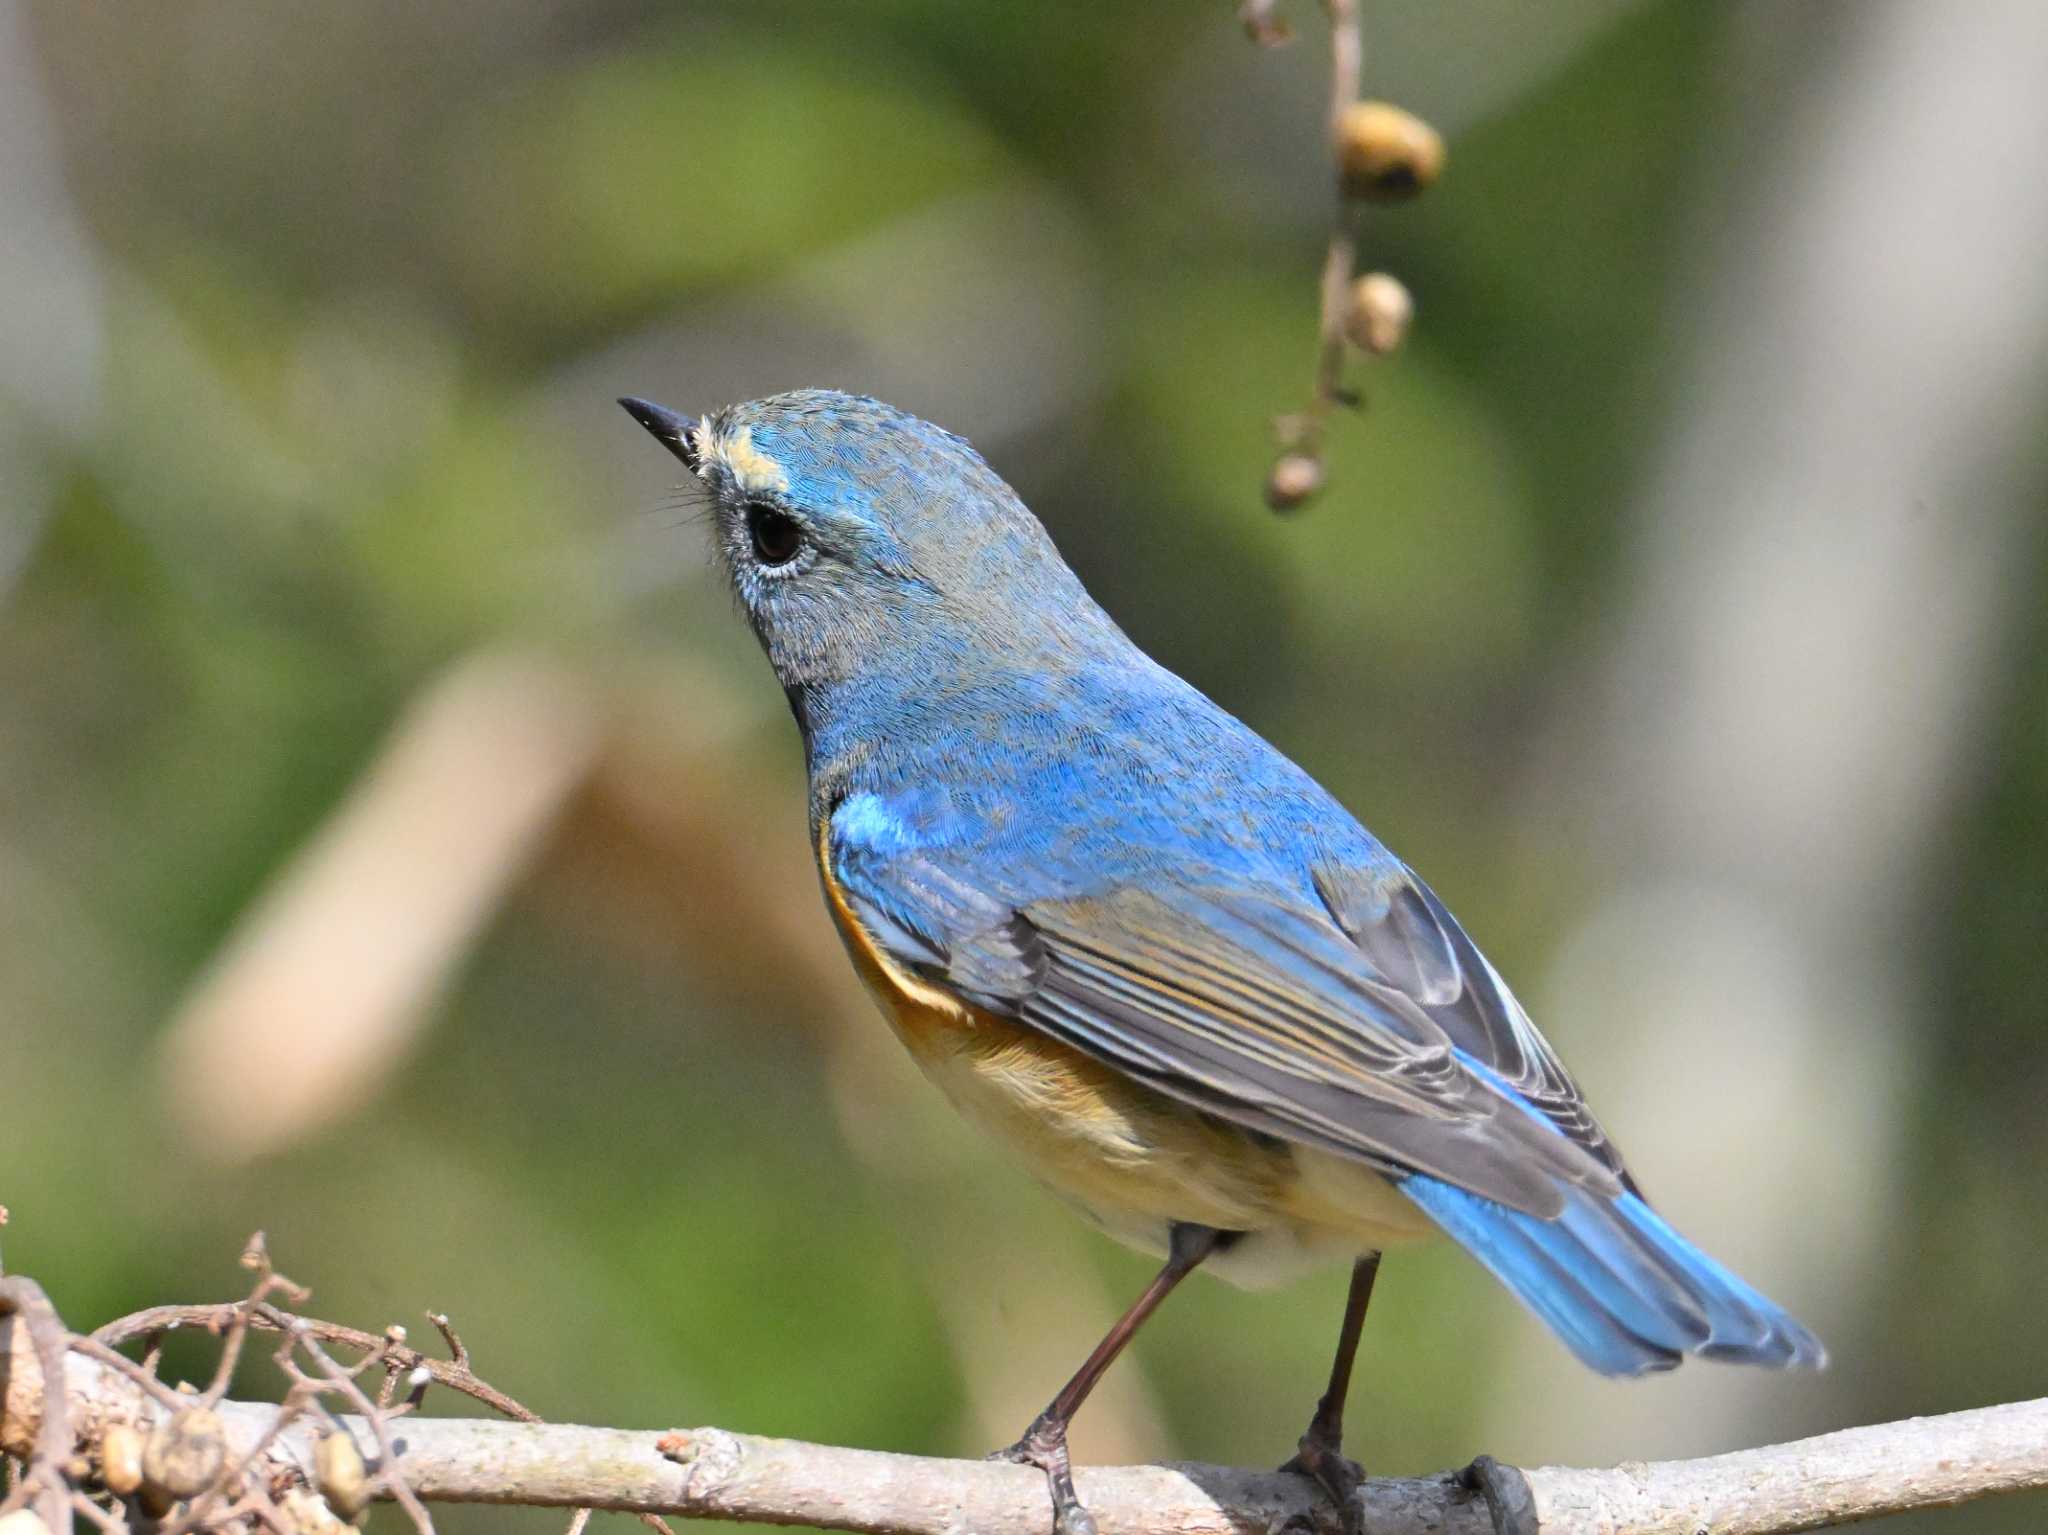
[991,1422,1098,1535]
[1281,1433,1368,1535]
[1458,1455,1537,1535]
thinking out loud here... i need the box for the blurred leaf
[428,36,1014,345]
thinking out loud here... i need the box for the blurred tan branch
[6,1275,2045,1535]
[153,648,800,1165]
[157,650,604,1161]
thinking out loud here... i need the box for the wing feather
[1313,860,1623,1174]
[827,800,1622,1218]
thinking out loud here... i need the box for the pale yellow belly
[899,1005,1438,1286]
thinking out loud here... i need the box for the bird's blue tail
[1400,1173,1826,1376]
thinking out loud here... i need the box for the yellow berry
[99,1423,145,1496]
[315,1428,370,1519]
[1336,102,1444,202]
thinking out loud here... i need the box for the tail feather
[1612,1195,1824,1365]
[1402,1173,1825,1377]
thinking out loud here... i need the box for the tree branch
[8,1325,2043,1535]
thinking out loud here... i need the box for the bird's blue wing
[827,788,1824,1375]
[1309,859,1624,1178]
[826,790,1614,1217]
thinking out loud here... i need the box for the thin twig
[1312,228,1357,410]
[70,1492,124,1535]
[425,1313,468,1372]
[96,1304,537,1422]
[199,1240,308,1411]
[1264,0,1369,473]
[1311,0,1362,416]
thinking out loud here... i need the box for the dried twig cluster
[1240,0,1444,511]
[0,1236,670,1535]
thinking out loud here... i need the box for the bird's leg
[1281,1252,1381,1532]
[992,1222,1225,1535]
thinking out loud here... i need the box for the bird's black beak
[618,396,701,473]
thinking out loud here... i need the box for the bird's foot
[1281,1430,1368,1535]
[990,1416,1099,1535]
[1458,1455,1537,1535]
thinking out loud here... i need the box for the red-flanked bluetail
[621,390,1824,1535]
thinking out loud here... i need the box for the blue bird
[620,389,1823,1535]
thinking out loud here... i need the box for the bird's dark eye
[746,503,803,567]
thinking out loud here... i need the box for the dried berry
[1264,452,1326,512]
[1344,272,1414,354]
[315,1428,370,1519]
[100,1422,145,1495]
[1336,102,1444,202]
[142,1406,227,1500]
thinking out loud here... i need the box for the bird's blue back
[815,644,1402,901]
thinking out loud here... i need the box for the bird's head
[620,389,1110,713]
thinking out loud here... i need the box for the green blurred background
[4,1,2045,1531]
